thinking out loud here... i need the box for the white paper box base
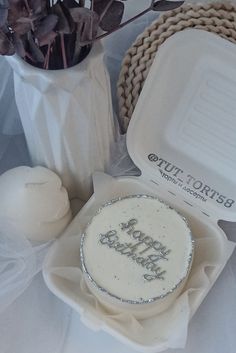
[7,43,115,201]
[43,173,235,352]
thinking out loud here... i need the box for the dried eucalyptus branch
[0,0,184,69]
[88,0,184,44]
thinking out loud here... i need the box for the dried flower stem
[44,43,51,69]
[25,51,35,63]
[24,0,31,14]
[82,7,150,45]
[90,0,95,41]
[73,34,82,65]
[60,33,67,69]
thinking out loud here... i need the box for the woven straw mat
[117,2,236,132]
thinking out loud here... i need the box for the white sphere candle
[0,166,72,242]
[81,195,194,319]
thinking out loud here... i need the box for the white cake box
[43,30,236,352]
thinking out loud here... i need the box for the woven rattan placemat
[117,2,236,132]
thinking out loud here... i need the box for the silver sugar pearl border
[80,194,194,306]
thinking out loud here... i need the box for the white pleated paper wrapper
[43,30,236,351]
[7,41,116,201]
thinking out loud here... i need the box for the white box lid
[127,29,236,222]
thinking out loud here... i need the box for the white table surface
[0,2,236,353]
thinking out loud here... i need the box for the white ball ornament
[0,166,72,242]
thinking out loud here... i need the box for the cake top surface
[81,195,194,303]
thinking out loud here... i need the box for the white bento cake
[80,195,194,319]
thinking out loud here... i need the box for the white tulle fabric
[0,224,72,353]
[0,228,51,313]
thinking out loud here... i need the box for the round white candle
[0,166,72,242]
[81,195,194,318]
